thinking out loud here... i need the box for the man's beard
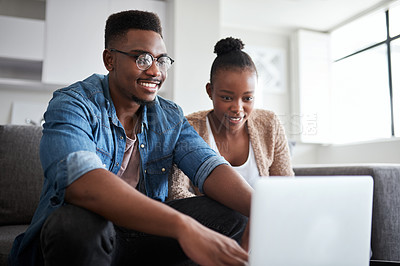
[131,94,156,106]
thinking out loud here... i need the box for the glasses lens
[136,53,153,70]
[156,56,172,71]
[136,53,173,72]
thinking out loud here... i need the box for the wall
[292,139,400,164]
[167,0,219,115]
[317,139,400,164]
[0,89,52,125]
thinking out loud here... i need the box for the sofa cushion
[0,125,43,225]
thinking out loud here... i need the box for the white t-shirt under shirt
[117,118,142,189]
[206,116,260,188]
[116,134,141,188]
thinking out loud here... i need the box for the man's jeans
[40,196,248,266]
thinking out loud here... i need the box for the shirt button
[116,162,120,166]
[140,144,145,148]
[161,168,166,172]
[119,136,124,140]
[50,196,60,206]
[144,170,147,173]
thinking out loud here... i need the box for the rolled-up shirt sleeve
[65,150,104,185]
[193,156,228,193]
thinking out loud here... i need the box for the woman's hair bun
[214,37,244,56]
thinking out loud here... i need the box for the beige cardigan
[167,109,294,200]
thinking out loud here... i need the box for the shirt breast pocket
[145,154,173,176]
[144,154,174,200]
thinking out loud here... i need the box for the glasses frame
[109,48,174,72]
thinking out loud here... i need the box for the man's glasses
[109,48,174,72]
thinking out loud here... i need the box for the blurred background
[0,0,399,164]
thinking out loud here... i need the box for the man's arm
[202,164,253,251]
[65,168,185,234]
[65,168,249,265]
[202,164,253,217]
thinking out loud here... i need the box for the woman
[168,37,294,199]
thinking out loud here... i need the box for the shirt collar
[102,74,120,126]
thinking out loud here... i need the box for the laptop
[249,176,374,266]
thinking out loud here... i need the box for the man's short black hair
[105,10,163,48]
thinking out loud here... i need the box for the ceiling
[1,0,398,33]
[221,0,399,33]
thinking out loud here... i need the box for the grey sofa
[1,124,399,265]
[0,125,43,266]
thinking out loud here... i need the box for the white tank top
[206,116,260,188]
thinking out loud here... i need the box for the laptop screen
[249,176,373,266]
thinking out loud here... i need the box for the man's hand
[177,215,248,266]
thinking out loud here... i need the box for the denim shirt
[9,74,227,266]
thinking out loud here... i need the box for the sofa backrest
[0,125,44,225]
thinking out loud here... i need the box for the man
[9,10,252,266]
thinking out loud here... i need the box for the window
[389,3,400,36]
[392,38,400,136]
[332,45,391,143]
[330,3,400,143]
